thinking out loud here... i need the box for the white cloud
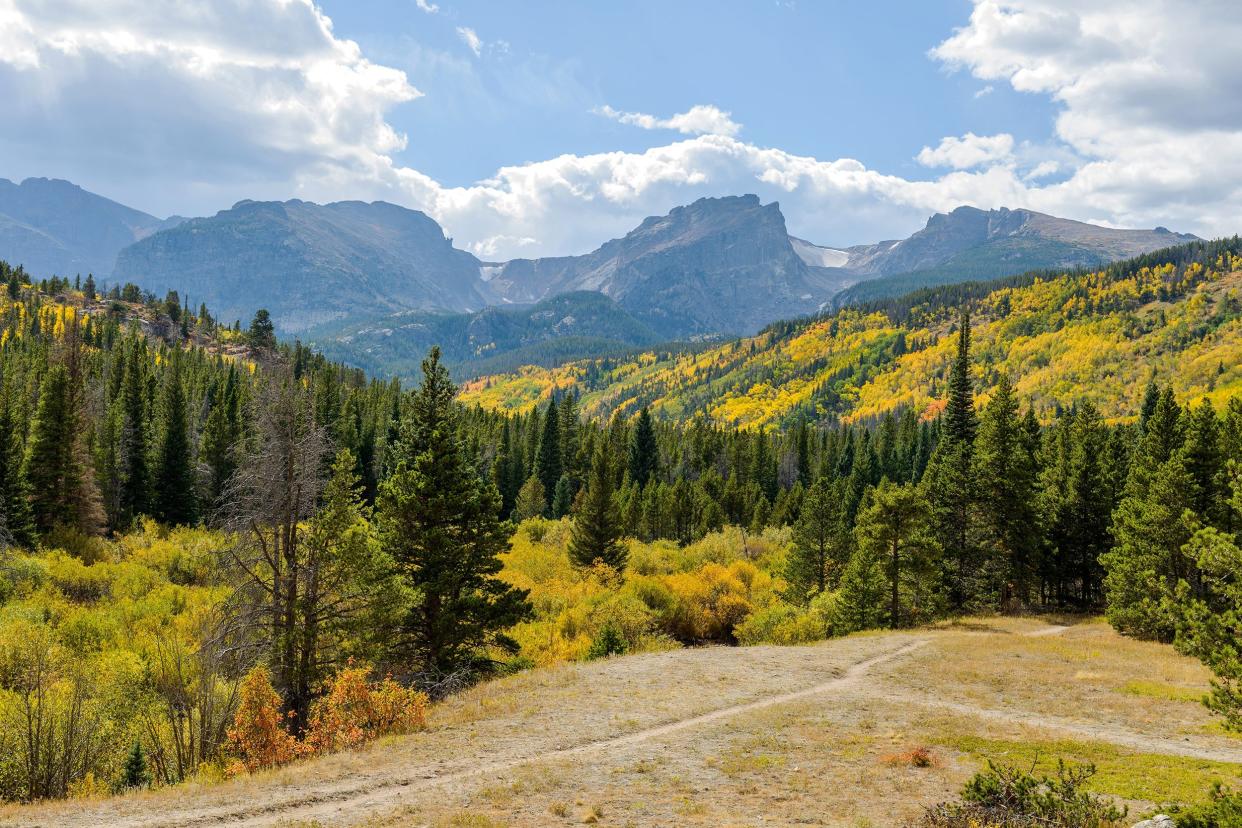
[1024,160,1060,180]
[456,26,481,57]
[414,0,439,12]
[0,0,419,214]
[917,132,1014,169]
[974,84,994,98]
[594,104,742,137]
[930,0,1242,235]
[1,0,1238,262]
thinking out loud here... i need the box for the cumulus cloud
[456,26,481,57]
[917,132,1014,169]
[0,0,419,214]
[594,104,742,137]
[1,0,1238,261]
[931,0,1242,235]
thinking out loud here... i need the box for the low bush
[915,760,1127,828]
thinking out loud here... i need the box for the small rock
[1131,816,1175,828]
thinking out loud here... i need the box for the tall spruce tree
[569,442,625,569]
[853,480,939,629]
[28,364,103,535]
[628,407,659,487]
[117,339,151,526]
[785,476,849,603]
[153,354,197,525]
[534,397,561,511]
[0,388,35,547]
[974,374,1042,605]
[945,310,978,449]
[377,348,531,677]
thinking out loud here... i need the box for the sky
[0,0,1239,258]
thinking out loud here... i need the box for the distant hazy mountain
[312,290,663,379]
[485,195,839,338]
[0,177,171,279]
[113,198,492,332]
[829,206,1199,307]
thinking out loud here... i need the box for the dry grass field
[4,617,1240,828]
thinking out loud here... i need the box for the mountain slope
[460,238,1242,427]
[311,290,664,379]
[831,206,1198,306]
[0,177,170,278]
[113,198,493,332]
[487,195,836,338]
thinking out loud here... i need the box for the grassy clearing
[1122,679,1206,704]
[935,734,1242,806]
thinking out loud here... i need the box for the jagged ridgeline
[0,260,400,538]
[460,237,1242,427]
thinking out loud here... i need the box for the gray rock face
[488,195,834,338]
[843,206,1198,277]
[829,206,1199,307]
[1131,815,1175,828]
[0,177,170,279]
[113,198,493,332]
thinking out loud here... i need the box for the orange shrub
[225,667,304,775]
[305,665,428,755]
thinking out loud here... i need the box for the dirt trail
[5,622,1238,828]
[38,640,931,828]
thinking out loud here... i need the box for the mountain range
[460,238,1242,427]
[0,176,1201,377]
[0,177,181,279]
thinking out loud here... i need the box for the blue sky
[324,0,1055,194]
[1,1,1238,256]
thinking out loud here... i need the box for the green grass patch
[1122,680,1206,703]
[935,734,1242,806]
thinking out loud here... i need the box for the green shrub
[1169,784,1242,828]
[586,623,627,660]
[916,760,1127,827]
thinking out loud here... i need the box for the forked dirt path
[5,621,1240,828]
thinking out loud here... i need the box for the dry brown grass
[2,617,1239,828]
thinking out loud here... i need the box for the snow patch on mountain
[790,236,850,268]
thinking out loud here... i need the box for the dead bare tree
[220,368,327,731]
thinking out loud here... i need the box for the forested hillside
[0,251,1240,815]
[460,238,1242,428]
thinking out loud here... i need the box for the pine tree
[28,364,104,536]
[535,397,561,511]
[832,542,889,635]
[377,348,531,676]
[550,474,574,518]
[628,406,659,487]
[1183,399,1225,527]
[0,389,35,547]
[974,374,1042,605]
[1172,471,1242,730]
[153,354,197,526]
[785,476,849,603]
[513,476,546,522]
[944,310,978,449]
[201,368,241,510]
[117,339,151,526]
[121,741,152,789]
[569,442,625,569]
[248,308,276,351]
[854,480,939,629]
